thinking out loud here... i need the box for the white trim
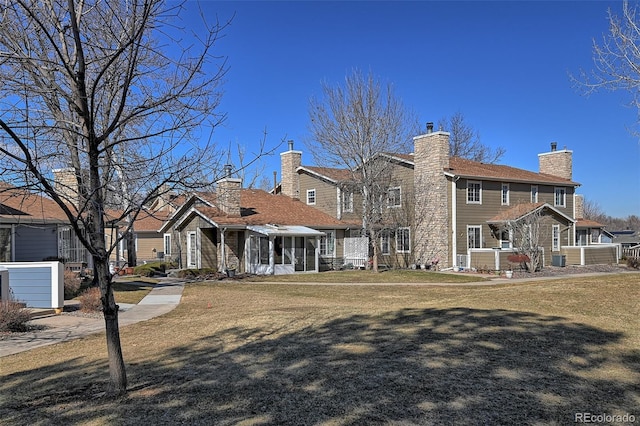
[501,183,510,206]
[163,233,172,256]
[387,186,402,208]
[552,224,560,252]
[187,230,198,268]
[306,189,316,205]
[451,179,457,266]
[467,180,482,204]
[531,185,538,203]
[554,187,566,208]
[396,227,411,253]
[467,225,482,249]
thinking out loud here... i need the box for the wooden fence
[623,247,640,259]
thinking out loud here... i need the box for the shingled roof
[447,157,579,186]
[296,153,579,187]
[0,183,69,223]
[487,202,574,224]
[162,189,357,232]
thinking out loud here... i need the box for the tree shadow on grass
[2,308,638,425]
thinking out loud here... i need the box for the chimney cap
[288,140,294,150]
[426,122,434,133]
[550,142,557,151]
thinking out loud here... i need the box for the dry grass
[244,269,489,283]
[112,281,156,305]
[1,272,639,425]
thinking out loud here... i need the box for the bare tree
[437,111,505,163]
[575,0,640,134]
[306,69,417,271]
[0,0,233,394]
[506,206,544,272]
[583,198,606,221]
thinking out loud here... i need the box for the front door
[187,231,198,268]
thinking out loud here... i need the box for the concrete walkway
[0,279,184,358]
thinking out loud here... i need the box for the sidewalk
[0,279,185,358]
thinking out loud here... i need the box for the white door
[187,231,198,268]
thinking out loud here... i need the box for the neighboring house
[160,171,357,275]
[610,230,640,249]
[278,128,619,269]
[0,182,88,265]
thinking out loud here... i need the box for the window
[259,236,269,264]
[307,189,316,205]
[499,229,512,249]
[467,225,482,249]
[387,186,401,208]
[501,183,509,205]
[554,187,566,207]
[163,233,172,256]
[342,191,353,213]
[380,231,390,255]
[320,230,335,256]
[187,231,197,267]
[552,224,560,251]
[396,227,410,253]
[467,181,482,204]
[591,228,601,244]
[531,185,538,203]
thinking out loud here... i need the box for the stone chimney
[280,140,302,199]
[575,194,584,219]
[52,168,84,207]
[538,142,573,180]
[216,164,242,216]
[413,125,451,267]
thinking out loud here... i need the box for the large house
[160,168,358,275]
[277,126,618,271]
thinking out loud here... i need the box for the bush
[133,261,175,277]
[627,257,639,269]
[0,292,31,332]
[77,287,102,312]
[64,270,82,299]
[175,268,217,279]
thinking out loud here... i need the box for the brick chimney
[413,125,450,267]
[280,140,301,199]
[216,164,242,216]
[538,142,573,180]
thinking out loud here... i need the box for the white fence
[0,261,64,309]
[344,237,369,268]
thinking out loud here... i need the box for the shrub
[64,270,82,299]
[0,291,31,332]
[175,268,218,279]
[77,287,102,313]
[627,257,639,269]
[133,261,175,277]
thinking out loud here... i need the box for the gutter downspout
[451,177,459,267]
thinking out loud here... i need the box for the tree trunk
[96,257,127,394]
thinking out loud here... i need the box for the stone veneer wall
[280,149,301,199]
[575,194,584,219]
[413,131,451,268]
[538,149,573,180]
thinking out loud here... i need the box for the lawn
[1,272,638,425]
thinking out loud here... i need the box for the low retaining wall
[0,261,64,309]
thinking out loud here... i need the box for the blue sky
[183,1,639,218]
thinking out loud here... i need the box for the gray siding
[14,225,58,261]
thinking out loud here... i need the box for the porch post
[220,228,226,272]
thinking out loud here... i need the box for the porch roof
[247,224,325,237]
